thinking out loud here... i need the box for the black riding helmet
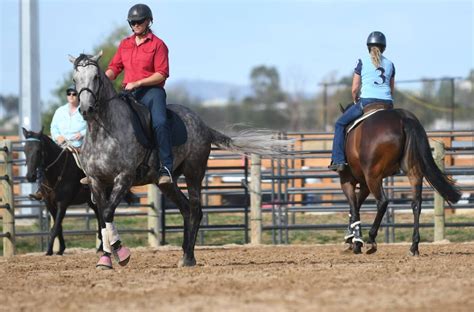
[366,31,386,53]
[127,3,153,23]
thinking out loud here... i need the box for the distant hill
[167,79,253,102]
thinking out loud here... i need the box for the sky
[0,0,473,108]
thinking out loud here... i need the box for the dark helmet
[66,85,77,93]
[366,31,386,52]
[127,4,153,22]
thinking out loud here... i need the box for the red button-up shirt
[108,32,169,88]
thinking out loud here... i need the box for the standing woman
[329,31,396,172]
[103,3,173,184]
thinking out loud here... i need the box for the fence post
[1,140,15,257]
[147,184,162,247]
[250,154,262,244]
[433,140,445,242]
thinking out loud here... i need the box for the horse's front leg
[88,179,113,270]
[46,202,67,255]
[102,174,134,266]
[88,200,103,253]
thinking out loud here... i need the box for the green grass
[1,211,473,255]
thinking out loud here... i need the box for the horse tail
[401,112,461,203]
[208,127,292,157]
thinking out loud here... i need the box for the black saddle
[120,92,187,149]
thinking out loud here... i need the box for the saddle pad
[65,146,83,170]
[346,109,385,134]
[168,108,187,146]
[125,95,187,148]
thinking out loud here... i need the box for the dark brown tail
[400,111,461,203]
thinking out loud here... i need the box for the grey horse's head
[68,51,103,118]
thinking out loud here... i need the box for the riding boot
[328,161,347,172]
[158,166,173,185]
[29,189,43,201]
[80,177,91,184]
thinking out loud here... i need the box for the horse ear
[91,50,103,62]
[68,54,76,64]
[40,126,44,135]
[22,127,29,138]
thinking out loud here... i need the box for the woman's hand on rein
[124,81,141,91]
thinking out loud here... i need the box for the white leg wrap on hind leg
[101,228,112,254]
[106,222,120,246]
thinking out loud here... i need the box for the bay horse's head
[22,127,44,182]
[68,51,103,119]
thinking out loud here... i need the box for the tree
[0,95,19,117]
[250,65,286,107]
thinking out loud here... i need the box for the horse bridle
[75,59,104,113]
[26,137,70,193]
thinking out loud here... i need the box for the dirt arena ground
[0,242,473,312]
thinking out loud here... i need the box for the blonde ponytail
[369,46,382,68]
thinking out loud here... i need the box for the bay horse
[338,105,460,255]
[22,128,102,255]
[69,52,289,269]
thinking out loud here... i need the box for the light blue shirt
[50,103,87,147]
[354,55,395,101]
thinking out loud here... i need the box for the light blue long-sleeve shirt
[354,55,395,101]
[50,103,87,147]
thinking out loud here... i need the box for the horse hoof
[96,255,113,270]
[366,247,377,254]
[178,257,197,267]
[408,250,419,257]
[113,246,131,266]
[56,251,64,256]
[366,243,377,254]
[353,242,363,254]
[45,251,53,256]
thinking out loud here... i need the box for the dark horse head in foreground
[22,127,102,255]
[69,51,290,269]
[338,106,460,255]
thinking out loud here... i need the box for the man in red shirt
[106,3,173,184]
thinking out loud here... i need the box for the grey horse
[69,51,290,269]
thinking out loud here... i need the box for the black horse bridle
[26,137,70,194]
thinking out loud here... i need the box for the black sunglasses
[67,92,77,96]
[129,18,146,26]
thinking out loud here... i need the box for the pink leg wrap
[113,246,131,266]
[96,254,113,270]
